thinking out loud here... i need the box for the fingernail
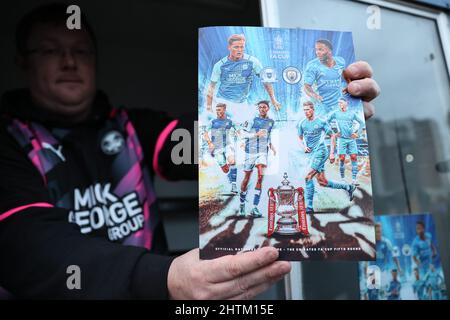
[275,261,291,273]
[265,247,278,260]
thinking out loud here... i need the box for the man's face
[228,40,245,61]
[258,103,269,117]
[414,269,420,279]
[339,100,348,112]
[375,224,382,241]
[392,270,398,280]
[315,42,331,63]
[216,106,226,118]
[23,23,96,116]
[416,224,425,236]
[303,105,314,119]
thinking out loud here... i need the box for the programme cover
[199,26,375,261]
[359,213,448,300]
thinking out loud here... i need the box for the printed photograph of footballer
[425,264,445,300]
[303,39,346,116]
[202,103,239,194]
[327,98,365,185]
[364,268,381,300]
[387,269,402,300]
[204,34,281,124]
[298,101,356,214]
[239,100,276,218]
[359,214,447,300]
[199,27,376,261]
[412,220,437,277]
[413,267,428,300]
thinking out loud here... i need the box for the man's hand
[314,93,323,102]
[271,145,277,156]
[272,99,282,111]
[208,141,215,152]
[167,247,291,300]
[255,129,267,138]
[351,133,358,139]
[343,61,380,120]
[304,146,311,153]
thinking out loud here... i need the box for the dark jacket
[0,89,195,299]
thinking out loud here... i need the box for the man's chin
[52,93,93,115]
[53,86,92,101]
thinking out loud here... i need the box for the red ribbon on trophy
[267,188,277,237]
[296,188,309,235]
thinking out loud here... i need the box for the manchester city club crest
[282,66,302,84]
[261,67,277,83]
[101,130,125,155]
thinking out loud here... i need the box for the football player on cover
[202,103,239,193]
[205,34,281,123]
[412,220,437,277]
[298,101,355,214]
[387,269,401,300]
[364,268,381,300]
[239,100,276,217]
[373,223,402,272]
[303,39,346,116]
[424,264,444,300]
[327,98,365,185]
[412,267,428,300]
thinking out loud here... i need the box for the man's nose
[60,50,77,69]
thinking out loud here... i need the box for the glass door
[261,0,450,299]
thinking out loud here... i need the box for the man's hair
[391,269,397,272]
[228,34,245,45]
[257,100,270,108]
[216,103,226,109]
[339,97,349,104]
[413,268,419,272]
[416,221,425,228]
[303,101,314,109]
[316,39,333,51]
[16,3,97,55]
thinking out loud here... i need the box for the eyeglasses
[26,45,95,62]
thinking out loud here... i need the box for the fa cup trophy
[267,172,309,236]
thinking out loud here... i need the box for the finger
[228,275,286,300]
[347,78,380,102]
[343,60,373,81]
[212,261,291,299]
[205,246,279,283]
[363,101,375,120]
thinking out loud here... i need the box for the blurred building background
[0,0,449,299]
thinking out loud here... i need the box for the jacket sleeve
[0,125,174,299]
[127,108,197,181]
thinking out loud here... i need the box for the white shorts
[244,152,268,171]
